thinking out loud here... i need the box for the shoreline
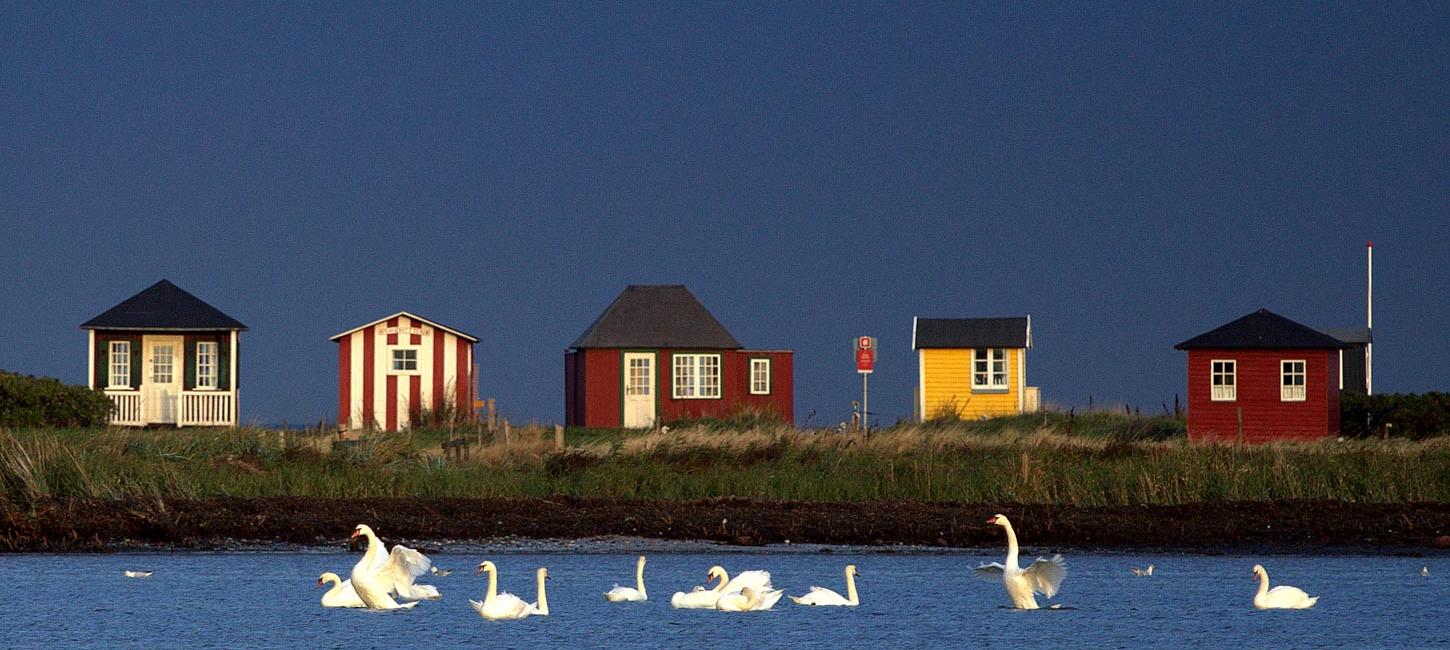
[4,496,1448,554]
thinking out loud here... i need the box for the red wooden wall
[1185,348,1339,443]
[565,349,794,427]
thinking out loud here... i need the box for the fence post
[554,424,564,450]
[503,419,511,447]
[1236,407,1244,449]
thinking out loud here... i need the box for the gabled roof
[1321,327,1373,344]
[329,311,478,342]
[913,316,1032,349]
[81,280,247,331]
[569,285,742,349]
[1175,309,1347,350]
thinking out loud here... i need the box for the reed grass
[2,419,1446,505]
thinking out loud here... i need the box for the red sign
[855,336,876,373]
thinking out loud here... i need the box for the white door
[145,336,182,424]
[622,352,655,428]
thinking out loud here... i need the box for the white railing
[105,391,145,426]
[181,391,235,426]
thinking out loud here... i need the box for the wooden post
[554,424,564,450]
[487,399,497,432]
[503,419,511,447]
[1236,407,1244,449]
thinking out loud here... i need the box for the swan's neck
[714,570,730,592]
[1002,522,1021,569]
[635,561,647,598]
[535,571,549,615]
[484,569,498,606]
[323,576,341,593]
[1255,571,1270,598]
[360,532,385,569]
[845,570,859,605]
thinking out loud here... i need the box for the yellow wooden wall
[919,348,1023,420]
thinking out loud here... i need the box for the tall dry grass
[1,420,1447,505]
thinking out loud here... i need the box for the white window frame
[1211,359,1236,401]
[150,343,175,384]
[390,347,420,374]
[626,355,653,397]
[749,358,771,395]
[196,341,218,389]
[1281,359,1306,402]
[972,348,1009,391]
[672,353,722,399]
[108,341,131,389]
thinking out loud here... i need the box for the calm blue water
[1,549,1442,648]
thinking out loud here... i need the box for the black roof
[1175,309,1345,350]
[569,285,742,349]
[81,280,248,331]
[914,317,1031,349]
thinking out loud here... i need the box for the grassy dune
[2,414,1447,506]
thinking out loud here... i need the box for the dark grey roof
[1321,327,1373,344]
[1175,309,1345,350]
[914,317,1031,349]
[569,285,742,349]
[81,280,248,331]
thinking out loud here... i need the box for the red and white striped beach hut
[331,312,478,431]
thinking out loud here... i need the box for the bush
[1341,392,1450,439]
[0,371,113,428]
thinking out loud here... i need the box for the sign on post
[855,336,876,374]
[854,336,876,432]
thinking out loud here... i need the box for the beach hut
[81,279,246,427]
[1175,309,1346,443]
[331,312,477,431]
[912,316,1036,420]
[565,285,793,428]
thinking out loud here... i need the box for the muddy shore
[3,497,1448,554]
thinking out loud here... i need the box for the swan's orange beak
[349,529,360,539]
[316,578,324,587]
[985,517,996,524]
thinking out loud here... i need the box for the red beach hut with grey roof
[565,285,793,428]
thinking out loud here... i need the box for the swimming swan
[790,564,859,606]
[317,572,366,608]
[671,568,725,609]
[469,561,536,620]
[604,556,648,602]
[974,514,1067,609]
[715,587,763,612]
[348,524,426,610]
[1131,564,1154,577]
[1251,564,1318,609]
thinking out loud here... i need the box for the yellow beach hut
[913,316,1037,420]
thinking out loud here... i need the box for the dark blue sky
[3,3,1446,426]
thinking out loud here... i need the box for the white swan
[317,572,366,608]
[790,564,859,606]
[348,524,426,610]
[1421,566,1429,577]
[529,567,550,616]
[712,565,783,610]
[604,556,648,602]
[469,561,535,620]
[671,567,726,609]
[974,514,1067,609]
[1131,564,1154,577]
[122,570,153,578]
[715,587,763,612]
[1251,564,1318,609]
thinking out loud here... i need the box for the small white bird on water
[974,514,1067,609]
[1420,566,1429,577]
[431,567,452,577]
[123,570,153,579]
[1131,564,1155,577]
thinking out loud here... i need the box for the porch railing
[181,391,235,426]
[104,390,145,426]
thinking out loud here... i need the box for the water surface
[2,549,1441,648]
